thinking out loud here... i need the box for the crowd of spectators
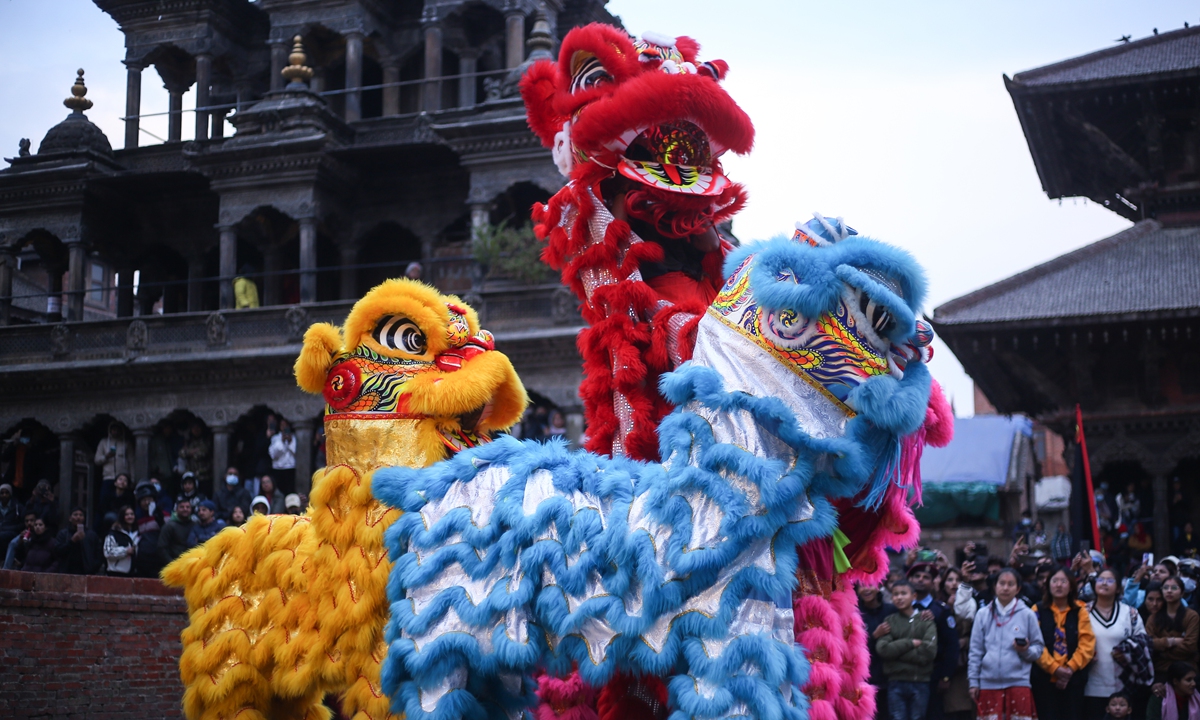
[0,415,310,579]
[861,532,1200,720]
[511,404,569,443]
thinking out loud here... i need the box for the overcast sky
[2,1,1194,415]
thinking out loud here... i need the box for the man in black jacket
[158,498,195,564]
[53,507,101,574]
[907,563,959,720]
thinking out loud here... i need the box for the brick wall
[0,570,187,720]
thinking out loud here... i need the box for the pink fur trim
[536,672,598,720]
[924,379,955,448]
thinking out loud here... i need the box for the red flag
[1075,404,1101,553]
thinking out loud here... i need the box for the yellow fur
[164,280,528,720]
[295,323,343,393]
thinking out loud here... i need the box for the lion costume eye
[372,315,427,355]
[858,292,895,337]
[570,54,611,93]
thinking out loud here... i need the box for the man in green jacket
[157,498,195,564]
[876,580,938,720]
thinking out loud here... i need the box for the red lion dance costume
[521,24,953,720]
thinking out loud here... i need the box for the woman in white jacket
[969,567,1044,720]
[268,419,297,493]
[1085,567,1147,718]
[102,505,139,576]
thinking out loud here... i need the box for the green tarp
[913,482,1000,526]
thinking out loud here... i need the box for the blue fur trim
[373,363,932,720]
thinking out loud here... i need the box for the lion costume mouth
[613,121,729,196]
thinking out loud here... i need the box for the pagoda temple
[932,26,1200,553]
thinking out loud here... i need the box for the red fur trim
[835,485,920,587]
[673,36,700,63]
[521,59,568,147]
[596,673,667,720]
[568,71,754,160]
[924,379,955,448]
[625,181,745,239]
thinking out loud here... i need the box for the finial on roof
[281,35,314,87]
[63,69,93,113]
[526,7,554,60]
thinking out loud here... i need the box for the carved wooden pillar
[459,51,478,107]
[505,8,526,69]
[66,241,86,321]
[345,32,365,122]
[116,267,135,318]
[423,21,443,112]
[57,433,76,524]
[0,248,13,325]
[211,425,231,487]
[46,263,64,321]
[299,217,318,304]
[211,109,227,139]
[194,53,212,141]
[133,427,152,484]
[123,61,143,149]
[263,246,281,306]
[1154,469,1170,554]
[218,225,236,310]
[167,85,184,142]
[382,65,401,116]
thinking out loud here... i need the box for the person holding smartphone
[969,568,1044,720]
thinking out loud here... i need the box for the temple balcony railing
[0,281,582,369]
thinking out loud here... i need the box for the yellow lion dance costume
[162,279,528,720]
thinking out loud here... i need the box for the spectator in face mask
[145,476,173,516]
[213,466,251,523]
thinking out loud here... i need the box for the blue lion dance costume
[372,216,936,720]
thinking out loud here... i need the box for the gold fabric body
[325,418,429,472]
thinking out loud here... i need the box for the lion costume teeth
[162,280,526,720]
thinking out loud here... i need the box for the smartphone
[1014,637,1028,648]
[1080,540,1091,552]
[1144,552,1155,567]
[917,548,938,562]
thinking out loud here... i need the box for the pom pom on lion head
[521,24,754,238]
[295,279,528,461]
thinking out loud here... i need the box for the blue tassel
[858,437,901,510]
